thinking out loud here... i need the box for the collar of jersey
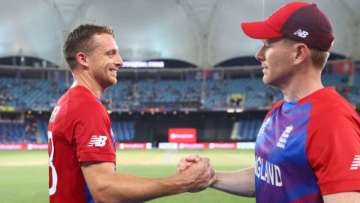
[282,100,297,113]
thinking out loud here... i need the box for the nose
[255,46,265,62]
[115,53,124,68]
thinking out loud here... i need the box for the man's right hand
[177,155,201,173]
[176,156,216,192]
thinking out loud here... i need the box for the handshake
[175,155,216,193]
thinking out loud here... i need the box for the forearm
[83,160,212,203]
[211,167,255,197]
[101,173,191,203]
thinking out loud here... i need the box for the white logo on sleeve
[276,125,294,149]
[293,29,309,38]
[350,155,360,170]
[88,135,107,147]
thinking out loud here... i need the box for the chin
[262,76,270,85]
[263,77,277,87]
[110,79,117,85]
[109,76,117,84]
[102,80,117,89]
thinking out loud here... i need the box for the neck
[72,71,104,98]
[279,67,323,102]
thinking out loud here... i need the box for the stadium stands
[112,121,136,141]
[0,122,26,143]
[0,72,357,112]
[0,119,137,144]
[0,61,359,144]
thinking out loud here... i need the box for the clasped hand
[177,155,216,192]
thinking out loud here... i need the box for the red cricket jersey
[48,85,116,203]
[305,88,360,195]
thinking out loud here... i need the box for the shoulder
[265,101,283,117]
[58,86,108,121]
[307,88,358,125]
[70,86,105,110]
[305,88,360,150]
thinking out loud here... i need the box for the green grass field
[0,149,255,203]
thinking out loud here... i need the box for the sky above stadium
[0,0,359,67]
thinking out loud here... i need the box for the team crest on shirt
[257,117,271,137]
[276,125,293,149]
[88,135,107,147]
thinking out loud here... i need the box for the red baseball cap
[241,2,334,51]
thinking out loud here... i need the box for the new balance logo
[350,155,360,170]
[293,29,309,38]
[277,125,293,149]
[88,135,107,147]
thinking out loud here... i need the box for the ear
[293,43,309,66]
[75,52,89,68]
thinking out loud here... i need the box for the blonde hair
[64,24,114,69]
[283,38,329,69]
[310,49,330,69]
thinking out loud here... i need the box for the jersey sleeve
[73,102,116,163]
[306,109,360,195]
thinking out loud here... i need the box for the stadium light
[122,61,164,68]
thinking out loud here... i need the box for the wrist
[210,171,221,188]
[162,173,192,194]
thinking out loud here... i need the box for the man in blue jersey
[178,2,360,202]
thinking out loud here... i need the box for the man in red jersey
[179,2,360,203]
[48,24,214,203]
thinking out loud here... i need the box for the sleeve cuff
[78,151,116,163]
[320,179,360,195]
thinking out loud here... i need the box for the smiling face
[86,33,123,89]
[255,38,297,88]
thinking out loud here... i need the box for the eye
[106,49,117,57]
[261,43,270,51]
[261,40,269,48]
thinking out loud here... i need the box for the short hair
[283,38,329,69]
[63,24,114,69]
[310,49,330,69]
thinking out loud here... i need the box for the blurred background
[0,0,359,202]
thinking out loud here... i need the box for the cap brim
[241,21,282,39]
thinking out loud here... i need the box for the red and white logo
[350,155,360,170]
[168,128,197,143]
[88,135,107,147]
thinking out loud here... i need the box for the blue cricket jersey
[255,87,360,202]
